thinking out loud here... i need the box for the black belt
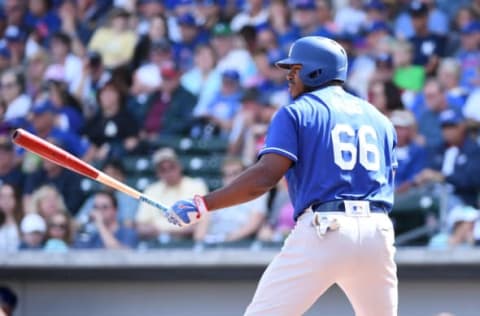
[311,200,389,213]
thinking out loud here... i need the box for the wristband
[193,195,208,218]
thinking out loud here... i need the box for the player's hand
[170,195,208,227]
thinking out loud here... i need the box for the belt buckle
[343,200,370,217]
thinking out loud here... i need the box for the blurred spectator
[414,109,480,209]
[0,41,12,74]
[25,0,62,46]
[181,43,222,117]
[406,1,447,75]
[191,69,243,138]
[3,25,27,66]
[228,88,272,165]
[367,79,405,116]
[416,79,450,150]
[429,205,479,248]
[230,0,269,33]
[334,0,367,35]
[132,13,169,69]
[135,148,208,243]
[27,100,93,161]
[455,21,480,91]
[72,51,110,119]
[395,0,449,39]
[88,7,138,69]
[4,0,28,28]
[18,212,46,249]
[130,39,171,105]
[74,190,138,249]
[445,6,476,57]
[28,184,68,220]
[43,64,85,134]
[25,49,49,100]
[43,211,73,252]
[256,176,294,243]
[173,12,210,72]
[84,78,140,161]
[1,67,31,123]
[196,0,221,30]
[268,0,295,53]
[392,39,426,94]
[135,0,166,37]
[390,110,428,194]
[49,31,83,91]
[0,136,24,190]
[436,58,469,109]
[58,0,94,50]
[76,159,139,228]
[197,156,267,244]
[23,151,86,216]
[463,70,480,124]
[211,22,257,85]
[291,0,333,38]
[142,62,197,137]
[0,285,18,316]
[0,183,23,252]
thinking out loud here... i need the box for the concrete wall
[2,248,480,316]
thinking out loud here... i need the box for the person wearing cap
[140,62,197,137]
[394,0,449,39]
[135,147,208,243]
[1,68,31,123]
[172,12,210,72]
[211,22,257,85]
[228,88,273,165]
[414,109,480,210]
[25,0,62,44]
[28,99,92,160]
[192,69,243,137]
[18,213,47,249]
[389,110,427,193]
[0,136,24,191]
[3,25,27,66]
[291,0,335,38]
[429,205,480,249]
[88,7,138,68]
[405,1,447,75]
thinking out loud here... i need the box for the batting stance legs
[244,210,398,316]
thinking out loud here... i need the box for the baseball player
[169,36,398,316]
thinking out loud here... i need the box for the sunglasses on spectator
[157,162,178,173]
[93,203,112,210]
[49,222,67,229]
[0,81,17,90]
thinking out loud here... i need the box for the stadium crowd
[0,0,480,252]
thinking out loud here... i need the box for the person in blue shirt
[74,190,138,249]
[168,36,398,316]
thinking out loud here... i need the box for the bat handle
[139,195,181,227]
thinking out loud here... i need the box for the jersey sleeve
[258,106,298,162]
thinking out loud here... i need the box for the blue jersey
[258,86,397,220]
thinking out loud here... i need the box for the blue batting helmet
[276,36,348,87]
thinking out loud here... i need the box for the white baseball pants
[244,210,398,316]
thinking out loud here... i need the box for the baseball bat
[11,128,171,216]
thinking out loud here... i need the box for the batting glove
[170,195,208,227]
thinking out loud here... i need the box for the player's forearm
[204,163,279,211]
